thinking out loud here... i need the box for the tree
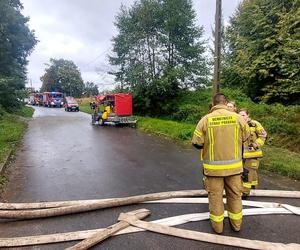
[40,59,85,97]
[109,0,208,114]
[0,0,37,111]
[84,81,99,96]
[223,0,300,104]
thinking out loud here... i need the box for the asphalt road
[0,106,299,250]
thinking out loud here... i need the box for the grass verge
[137,116,300,180]
[79,104,92,114]
[13,106,35,117]
[0,106,33,168]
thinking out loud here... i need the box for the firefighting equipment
[204,175,243,233]
[192,104,250,177]
[242,168,249,183]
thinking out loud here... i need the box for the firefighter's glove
[248,143,258,151]
[192,143,203,150]
[242,168,249,182]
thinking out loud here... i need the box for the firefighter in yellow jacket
[239,108,267,195]
[192,93,250,234]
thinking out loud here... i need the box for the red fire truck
[91,93,137,126]
[42,92,64,107]
[33,93,43,106]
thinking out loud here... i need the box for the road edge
[0,149,12,174]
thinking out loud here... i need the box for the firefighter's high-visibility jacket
[102,111,108,120]
[192,105,250,177]
[243,120,267,159]
[105,106,111,114]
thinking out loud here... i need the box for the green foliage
[0,0,37,111]
[162,88,300,152]
[0,105,34,166]
[137,115,300,180]
[137,116,195,142]
[40,59,85,97]
[110,0,208,114]
[0,106,6,119]
[0,113,27,164]
[223,0,300,104]
[0,175,8,186]
[171,104,206,123]
[13,106,34,118]
[261,147,300,179]
[83,82,99,97]
[78,103,92,114]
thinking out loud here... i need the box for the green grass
[79,104,92,114]
[14,106,34,117]
[137,116,300,180]
[0,106,33,165]
[137,116,195,142]
[261,147,300,179]
[168,88,300,153]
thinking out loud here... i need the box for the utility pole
[213,0,222,97]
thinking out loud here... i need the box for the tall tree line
[109,0,209,114]
[223,0,300,104]
[40,58,85,97]
[0,0,37,111]
[40,58,99,97]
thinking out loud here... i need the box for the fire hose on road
[0,189,299,249]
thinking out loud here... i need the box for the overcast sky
[21,0,241,91]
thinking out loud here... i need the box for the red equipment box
[96,93,133,116]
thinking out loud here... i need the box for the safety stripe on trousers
[243,182,252,189]
[228,211,243,220]
[251,180,258,186]
[209,213,224,223]
[243,150,263,158]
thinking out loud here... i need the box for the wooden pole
[213,0,222,97]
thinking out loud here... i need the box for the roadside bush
[261,117,298,135]
[171,104,206,123]
[0,105,6,119]
[163,88,300,153]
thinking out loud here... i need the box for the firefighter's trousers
[243,159,260,194]
[204,175,243,234]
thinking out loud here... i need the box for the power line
[81,46,112,69]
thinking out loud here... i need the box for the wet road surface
[0,106,299,249]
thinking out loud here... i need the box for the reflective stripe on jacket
[192,105,250,177]
[243,120,267,159]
